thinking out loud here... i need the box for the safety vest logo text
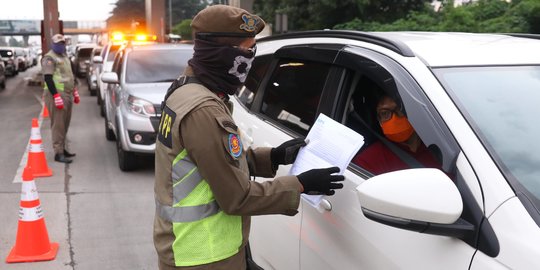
[157,105,176,148]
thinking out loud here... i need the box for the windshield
[0,50,13,58]
[78,48,93,58]
[125,49,191,83]
[435,66,540,208]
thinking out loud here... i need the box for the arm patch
[157,105,176,148]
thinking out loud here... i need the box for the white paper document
[290,113,364,207]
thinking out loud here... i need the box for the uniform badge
[240,14,259,33]
[228,134,242,159]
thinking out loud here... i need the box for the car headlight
[127,95,155,116]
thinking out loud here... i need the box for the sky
[0,0,117,21]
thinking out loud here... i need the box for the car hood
[124,82,171,104]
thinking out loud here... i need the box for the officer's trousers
[44,91,73,154]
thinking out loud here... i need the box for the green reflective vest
[156,149,242,266]
[154,83,242,267]
[43,51,75,92]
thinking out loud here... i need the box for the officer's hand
[73,88,80,104]
[297,167,344,196]
[271,138,306,167]
[53,93,64,109]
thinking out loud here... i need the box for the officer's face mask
[189,38,256,95]
[52,42,66,55]
[380,113,414,143]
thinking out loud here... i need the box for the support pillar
[42,0,60,53]
[145,0,166,43]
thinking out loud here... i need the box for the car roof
[373,32,540,67]
[126,43,193,51]
[259,31,540,68]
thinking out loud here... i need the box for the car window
[125,49,190,84]
[111,50,124,77]
[78,48,93,58]
[107,45,121,61]
[236,54,273,109]
[0,50,13,58]
[259,58,331,136]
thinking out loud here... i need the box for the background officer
[154,5,344,270]
[42,34,80,163]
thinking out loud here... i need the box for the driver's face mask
[377,97,414,143]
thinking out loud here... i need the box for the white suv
[232,31,540,269]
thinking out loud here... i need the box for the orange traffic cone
[6,166,59,263]
[26,118,53,177]
[42,106,49,118]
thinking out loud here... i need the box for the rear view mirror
[356,168,473,238]
[101,72,119,84]
[93,56,103,64]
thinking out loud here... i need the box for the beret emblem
[240,14,258,32]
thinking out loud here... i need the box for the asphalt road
[0,66,157,270]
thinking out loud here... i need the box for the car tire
[97,90,102,105]
[116,129,137,172]
[0,79,5,89]
[89,88,96,96]
[104,115,115,141]
[99,98,105,117]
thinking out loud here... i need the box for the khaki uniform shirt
[41,51,76,95]
[154,68,302,269]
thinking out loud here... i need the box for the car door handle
[239,128,254,147]
[320,199,332,211]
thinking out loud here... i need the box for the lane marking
[12,92,45,183]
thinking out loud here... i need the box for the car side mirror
[101,72,119,84]
[93,56,103,64]
[356,168,474,238]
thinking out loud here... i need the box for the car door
[232,44,344,270]
[295,45,506,269]
[106,49,124,133]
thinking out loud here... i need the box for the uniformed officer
[42,34,80,163]
[154,5,345,270]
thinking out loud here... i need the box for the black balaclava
[188,38,256,95]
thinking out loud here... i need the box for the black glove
[297,167,345,196]
[271,138,307,168]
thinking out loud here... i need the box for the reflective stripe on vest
[156,149,221,222]
[156,148,242,267]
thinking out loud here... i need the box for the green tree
[171,19,193,40]
[254,0,431,32]
[168,0,207,31]
[106,0,146,32]
[507,0,540,33]
[8,37,21,47]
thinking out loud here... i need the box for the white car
[232,31,540,269]
[95,42,123,117]
[101,43,193,171]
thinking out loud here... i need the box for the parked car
[22,48,33,68]
[0,61,6,89]
[231,31,540,270]
[100,43,193,171]
[72,43,96,78]
[13,47,27,72]
[86,46,102,96]
[96,42,123,116]
[0,47,18,76]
